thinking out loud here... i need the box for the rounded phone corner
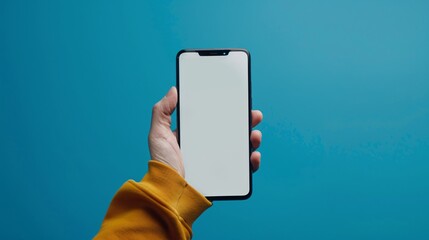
[176,49,188,59]
[229,48,251,59]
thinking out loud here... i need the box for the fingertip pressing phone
[176,49,252,200]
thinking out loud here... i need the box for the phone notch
[197,49,230,56]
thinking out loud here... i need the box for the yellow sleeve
[94,160,212,240]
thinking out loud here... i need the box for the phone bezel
[176,48,253,201]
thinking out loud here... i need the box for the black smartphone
[176,49,252,200]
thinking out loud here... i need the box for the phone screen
[177,49,251,200]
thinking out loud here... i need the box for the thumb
[151,87,178,125]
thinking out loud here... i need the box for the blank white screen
[179,51,250,197]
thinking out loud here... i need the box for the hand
[149,87,263,177]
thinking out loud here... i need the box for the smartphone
[176,49,252,200]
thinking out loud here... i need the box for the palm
[149,126,184,176]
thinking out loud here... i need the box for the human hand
[148,87,263,177]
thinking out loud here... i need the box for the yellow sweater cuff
[139,160,212,226]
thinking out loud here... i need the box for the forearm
[94,160,212,240]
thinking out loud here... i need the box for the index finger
[251,110,263,128]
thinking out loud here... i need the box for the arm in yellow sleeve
[94,160,212,240]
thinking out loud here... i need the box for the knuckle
[152,102,161,113]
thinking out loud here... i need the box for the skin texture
[149,87,263,177]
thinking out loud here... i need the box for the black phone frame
[176,48,253,201]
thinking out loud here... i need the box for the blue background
[1,1,428,239]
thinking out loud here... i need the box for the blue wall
[1,1,428,239]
